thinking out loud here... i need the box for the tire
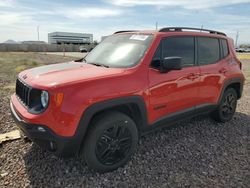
[211,88,238,122]
[82,111,138,173]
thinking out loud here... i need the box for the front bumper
[10,101,79,157]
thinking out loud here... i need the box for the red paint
[11,30,245,137]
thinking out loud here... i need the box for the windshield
[84,34,153,68]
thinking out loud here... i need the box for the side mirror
[160,57,182,73]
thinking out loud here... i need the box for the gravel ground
[0,55,249,187]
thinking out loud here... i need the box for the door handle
[219,68,228,74]
[186,73,199,80]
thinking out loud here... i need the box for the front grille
[16,78,32,108]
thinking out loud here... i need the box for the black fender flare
[73,96,148,153]
[218,77,244,103]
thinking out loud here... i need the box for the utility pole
[235,30,239,47]
[37,26,40,41]
[156,22,158,31]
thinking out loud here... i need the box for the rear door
[148,36,201,123]
[197,37,226,105]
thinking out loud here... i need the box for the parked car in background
[236,47,250,53]
[245,48,250,53]
[79,46,95,53]
[79,46,88,53]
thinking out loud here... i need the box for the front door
[148,36,201,123]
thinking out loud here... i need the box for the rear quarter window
[198,37,220,65]
[221,39,229,58]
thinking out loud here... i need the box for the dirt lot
[0,52,249,187]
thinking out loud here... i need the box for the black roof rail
[114,30,139,34]
[159,27,226,36]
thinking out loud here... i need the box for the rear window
[198,37,220,65]
[221,39,229,58]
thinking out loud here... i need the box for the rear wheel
[82,111,138,173]
[211,88,237,122]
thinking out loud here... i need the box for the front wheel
[211,88,238,122]
[82,111,138,173]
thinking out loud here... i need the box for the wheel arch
[219,77,244,103]
[74,96,148,154]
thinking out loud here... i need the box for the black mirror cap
[160,57,182,73]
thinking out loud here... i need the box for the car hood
[18,61,125,88]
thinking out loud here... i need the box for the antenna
[200,25,203,32]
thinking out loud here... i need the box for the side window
[162,37,195,67]
[198,37,220,65]
[221,39,229,58]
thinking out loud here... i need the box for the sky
[0,0,250,44]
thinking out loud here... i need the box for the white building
[48,32,93,45]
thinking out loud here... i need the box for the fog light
[37,127,46,132]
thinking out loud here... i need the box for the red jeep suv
[10,27,245,172]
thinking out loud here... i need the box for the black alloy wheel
[211,88,238,122]
[83,111,138,173]
[95,124,132,165]
[221,92,237,119]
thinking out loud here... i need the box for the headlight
[41,91,49,108]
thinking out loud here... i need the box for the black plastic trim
[218,78,244,102]
[74,96,148,152]
[142,103,217,135]
[10,101,78,157]
[76,96,218,137]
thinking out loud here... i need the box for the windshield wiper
[75,58,109,68]
[89,63,109,68]
[74,57,87,63]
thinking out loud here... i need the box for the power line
[235,30,239,47]
[37,26,40,41]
